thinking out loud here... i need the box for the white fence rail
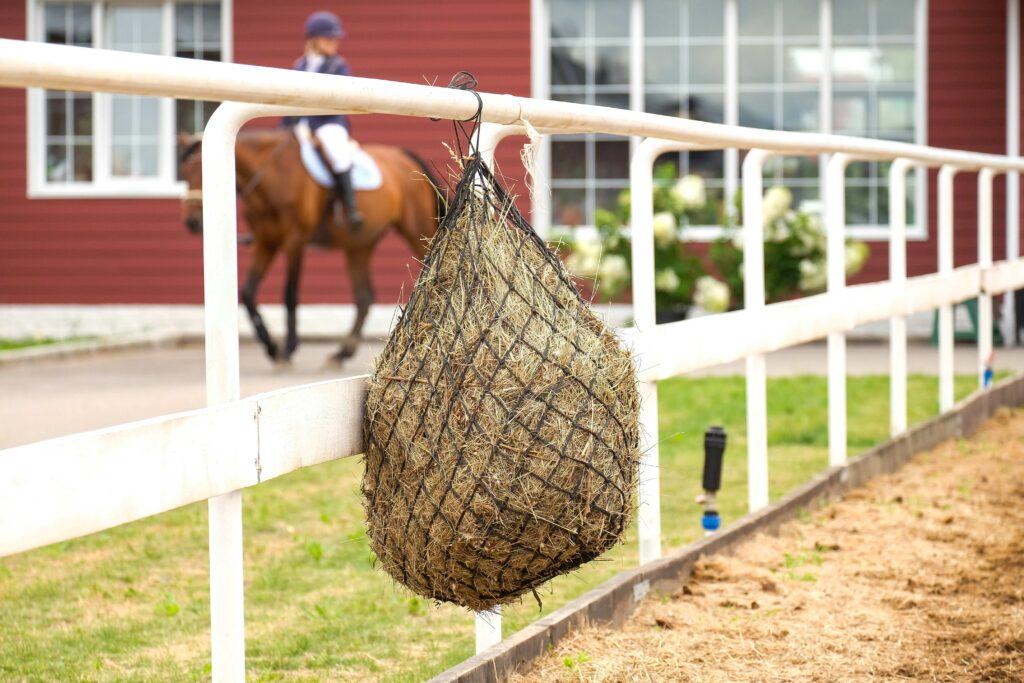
[1,38,1023,681]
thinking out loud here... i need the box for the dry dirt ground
[520,408,1024,682]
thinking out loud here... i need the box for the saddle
[293,127,383,191]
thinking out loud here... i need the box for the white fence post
[202,102,250,683]
[825,153,851,467]
[888,159,913,435]
[631,138,661,566]
[742,149,772,512]
[938,165,959,412]
[978,168,996,388]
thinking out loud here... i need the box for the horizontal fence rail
[0,38,1022,681]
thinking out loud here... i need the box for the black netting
[361,148,639,612]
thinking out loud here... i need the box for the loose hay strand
[362,155,640,611]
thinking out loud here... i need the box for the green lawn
[0,336,95,351]
[0,374,987,681]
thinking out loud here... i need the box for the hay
[362,155,639,611]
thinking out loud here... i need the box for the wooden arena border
[433,373,1024,683]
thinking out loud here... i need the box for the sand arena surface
[519,407,1024,682]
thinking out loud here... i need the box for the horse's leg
[280,241,305,362]
[241,242,280,360]
[330,246,374,363]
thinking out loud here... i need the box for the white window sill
[27,181,187,199]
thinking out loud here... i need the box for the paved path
[1,339,1021,448]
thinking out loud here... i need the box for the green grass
[0,374,989,681]
[0,336,95,351]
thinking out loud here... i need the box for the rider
[286,11,363,240]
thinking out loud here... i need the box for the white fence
[1,38,1023,681]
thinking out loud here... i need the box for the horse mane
[402,148,448,223]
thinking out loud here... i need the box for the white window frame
[533,0,929,241]
[25,0,232,199]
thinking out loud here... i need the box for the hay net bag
[362,105,640,612]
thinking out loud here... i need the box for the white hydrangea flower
[598,254,630,291]
[731,226,745,250]
[762,186,793,227]
[655,268,681,293]
[694,276,730,313]
[673,174,707,211]
[565,236,602,278]
[845,241,869,275]
[651,211,678,248]
[799,258,827,291]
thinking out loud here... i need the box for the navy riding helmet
[305,11,344,39]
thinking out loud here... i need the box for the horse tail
[402,148,448,223]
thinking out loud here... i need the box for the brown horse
[179,130,443,363]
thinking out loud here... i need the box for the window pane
[739,45,775,83]
[72,4,91,45]
[878,93,914,135]
[645,92,682,118]
[784,45,822,83]
[73,143,92,181]
[689,44,723,85]
[46,94,66,137]
[551,0,585,39]
[594,91,630,109]
[875,46,915,84]
[645,0,679,38]
[845,185,872,224]
[596,186,627,214]
[72,93,92,136]
[594,0,629,38]
[689,0,723,38]
[552,46,587,86]
[595,139,629,179]
[688,150,724,177]
[738,0,775,37]
[646,46,679,86]
[783,91,818,131]
[738,92,774,128]
[46,144,67,182]
[832,46,873,83]
[877,0,915,36]
[551,139,586,179]
[553,187,586,227]
[202,3,221,42]
[108,5,163,178]
[594,45,629,85]
[782,0,818,37]
[43,4,93,185]
[833,92,869,134]
[44,4,66,44]
[834,0,869,37]
[175,5,195,51]
[688,92,724,123]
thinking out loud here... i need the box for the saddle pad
[300,142,383,191]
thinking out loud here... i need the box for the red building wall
[0,0,531,305]
[0,0,1019,304]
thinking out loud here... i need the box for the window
[539,0,926,237]
[549,0,632,227]
[28,1,229,198]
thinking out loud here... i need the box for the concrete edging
[0,329,189,367]
[431,373,1024,683]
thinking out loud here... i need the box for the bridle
[180,132,293,204]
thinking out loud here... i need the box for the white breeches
[314,123,353,173]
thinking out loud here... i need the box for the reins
[237,133,293,200]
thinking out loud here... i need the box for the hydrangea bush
[560,163,870,317]
[709,187,870,307]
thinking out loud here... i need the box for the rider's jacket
[281,54,352,132]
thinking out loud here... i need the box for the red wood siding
[0,1,531,304]
[1,0,1021,305]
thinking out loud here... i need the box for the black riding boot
[332,169,364,231]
